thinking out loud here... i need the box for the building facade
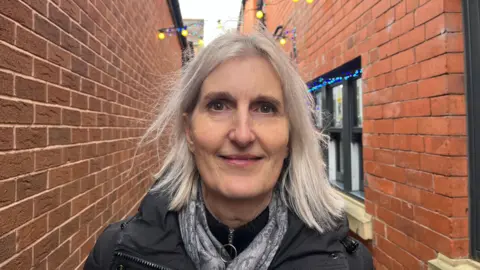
[242,0,480,269]
[0,0,184,269]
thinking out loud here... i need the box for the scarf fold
[179,190,288,270]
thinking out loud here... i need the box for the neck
[201,186,272,229]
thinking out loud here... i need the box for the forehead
[200,56,283,100]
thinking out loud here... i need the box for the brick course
[243,0,467,268]
[0,0,181,269]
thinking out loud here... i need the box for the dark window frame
[462,0,480,260]
[309,58,364,201]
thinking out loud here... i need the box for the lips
[218,154,263,166]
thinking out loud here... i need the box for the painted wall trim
[428,254,480,270]
[336,191,373,240]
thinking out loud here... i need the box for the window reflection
[332,85,343,127]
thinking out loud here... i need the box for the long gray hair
[140,29,344,233]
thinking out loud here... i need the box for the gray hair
[140,29,344,233]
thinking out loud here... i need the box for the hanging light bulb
[256,10,264,19]
[181,29,188,37]
[158,32,165,40]
[280,38,286,45]
[306,0,313,3]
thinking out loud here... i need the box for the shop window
[309,58,364,200]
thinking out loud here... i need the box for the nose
[228,108,255,147]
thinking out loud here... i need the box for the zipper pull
[228,228,234,245]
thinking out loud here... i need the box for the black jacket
[84,191,374,269]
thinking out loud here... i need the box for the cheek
[253,119,289,156]
[190,115,226,153]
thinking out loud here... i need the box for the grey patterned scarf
[179,190,288,270]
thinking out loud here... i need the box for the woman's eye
[208,101,226,111]
[257,103,277,114]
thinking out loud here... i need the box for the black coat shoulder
[84,220,124,270]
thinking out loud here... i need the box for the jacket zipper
[114,251,173,270]
[228,228,234,246]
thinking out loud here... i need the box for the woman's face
[185,56,289,200]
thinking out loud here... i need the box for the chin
[216,178,275,200]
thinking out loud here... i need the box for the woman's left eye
[256,103,277,114]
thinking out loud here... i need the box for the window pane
[356,79,363,127]
[315,91,323,128]
[328,134,343,185]
[332,85,343,127]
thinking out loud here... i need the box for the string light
[280,38,286,45]
[157,32,165,40]
[181,29,188,37]
[292,0,299,2]
[308,69,363,92]
[198,39,204,46]
[306,0,313,3]
[256,10,264,19]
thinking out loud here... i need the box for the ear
[183,113,195,152]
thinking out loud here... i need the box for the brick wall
[243,0,468,268]
[0,0,182,269]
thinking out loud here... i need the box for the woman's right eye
[207,101,226,111]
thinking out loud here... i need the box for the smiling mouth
[218,155,264,166]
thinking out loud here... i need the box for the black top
[84,191,374,270]
[205,206,269,255]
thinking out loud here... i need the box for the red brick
[434,176,468,197]
[392,49,414,70]
[447,53,464,73]
[449,116,467,135]
[0,151,34,180]
[405,169,433,190]
[365,105,383,120]
[33,189,61,217]
[0,232,15,264]
[16,26,47,58]
[0,99,33,124]
[414,0,444,26]
[33,230,59,264]
[374,119,394,134]
[35,148,63,171]
[0,43,33,75]
[420,54,449,79]
[417,117,449,135]
[16,77,47,102]
[1,248,33,270]
[34,14,60,45]
[1,0,33,29]
[60,180,80,203]
[424,136,467,156]
[63,108,81,126]
[386,226,436,262]
[17,215,48,251]
[34,59,60,84]
[60,216,79,242]
[395,183,421,204]
[0,180,15,208]
[376,235,422,269]
[382,103,401,118]
[394,118,418,134]
[399,26,425,51]
[0,12,15,44]
[0,199,33,237]
[61,31,81,55]
[49,127,71,146]
[35,104,61,125]
[395,151,420,169]
[367,175,395,195]
[400,98,430,117]
[72,56,89,77]
[48,43,71,69]
[406,64,421,82]
[371,58,392,77]
[47,240,71,270]
[16,127,47,149]
[431,95,465,116]
[373,246,393,270]
[414,205,453,236]
[61,70,81,91]
[391,12,414,39]
[393,135,424,152]
[392,83,418,101]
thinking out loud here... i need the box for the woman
[85,30,373,270]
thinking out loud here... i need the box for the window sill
[336,190,372,240]
[428,254,480,270]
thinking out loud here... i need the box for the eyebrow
[202,91,283,108]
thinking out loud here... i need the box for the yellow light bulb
[198,39,204,46]
[158,32,165,40]
[280,38,286,45]
[181,29,188,37]
[306,0,313,3]
[292,0,299,2]
[256,10,264,19]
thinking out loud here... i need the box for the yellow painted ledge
[428,254,480,270]
[336,191,373,240]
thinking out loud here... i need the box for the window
[309,58,364,200]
